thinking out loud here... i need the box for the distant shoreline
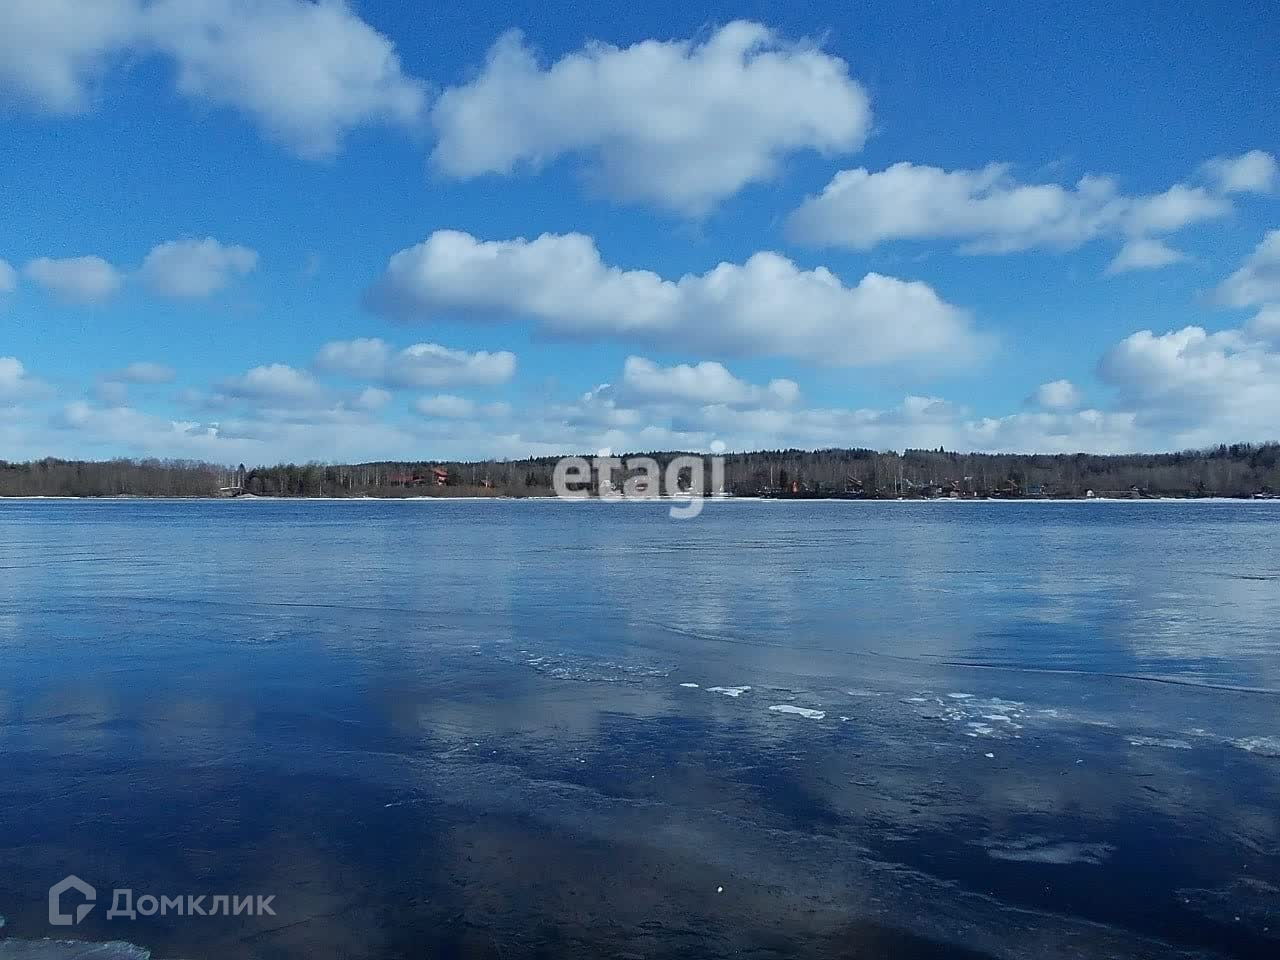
[1,494,1275,504]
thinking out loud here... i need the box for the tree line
[0,458,224,497]
[2,443,1278,499]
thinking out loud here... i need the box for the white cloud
[0,259,17,294]
[0,0,426,158]
[316,338,517,388]
[1214,230,1280,308]
[414,394,475,418]
[1031,379,1082,412]
[1248,305,1280,343]
[367,230,981,367]
[25,255,124,304]
[327,328,1280,455]
[1106,238,1188,274]
[352,387,391,411]
[1124,184,1229,235]
[418,352,1144,458]
[57,398,419,464]
[431,21,870,214]
[94,360,176,403]
[218,363,325,405]
[146,0,427,158]
[114,361,177,384]
[619,356,799,408]
[0,0,138,112]
[1203,150,1278,194]
[481,336,1280,457]
[62,400,224,451]
[960,409,1142,455]
[788,161,1230,255]
[140,237,257,298]
[519,381,1145,457]
[0,357,44,402]
[93,380,130,405]
[18,324,1280,461]
[1099,326,1280,443]
[314,337,388,379]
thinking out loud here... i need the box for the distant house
[993,479,1021,498]
[432,467,449,486]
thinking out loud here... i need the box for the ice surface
[982,838,1115,865]
[1232,735,1280,757]
[1126,736,1192,750]
[0,941,158,960]
[768,704,825,719]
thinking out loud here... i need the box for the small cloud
[218,363,325,406]
[94,361,177,403]
[1106,238,1188,274]
[25,255,123,304]
[620,356,800,408]
[1248,305,1280,343]
[1215,229,1280,308]
[0,258,16,294]
[0,356,49,402]
[352,387,391,411]
[93,380,130,405]
[141,237,257,299]
[114,361,177,385]
[1030,379,1082,412]
[316,337,517,388]
[414,393,475,418]
[1203,150,1278,194]
[788,161,1230,261]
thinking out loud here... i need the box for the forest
[2,443,1279,499]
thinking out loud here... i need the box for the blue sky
[1,0,1278,464]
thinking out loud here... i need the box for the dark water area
[0,499,1277,959]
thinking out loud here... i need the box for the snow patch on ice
[983,838,1115,865]
[678,682,700,688]
[1232,735,1280,758]
[768,704,825,720]
[707,685,751,698]
[1126,736,1192,750]
[907,692,1027,739]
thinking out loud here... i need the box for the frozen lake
[1,499,1277,958]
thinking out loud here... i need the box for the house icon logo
[49,875,96,926]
